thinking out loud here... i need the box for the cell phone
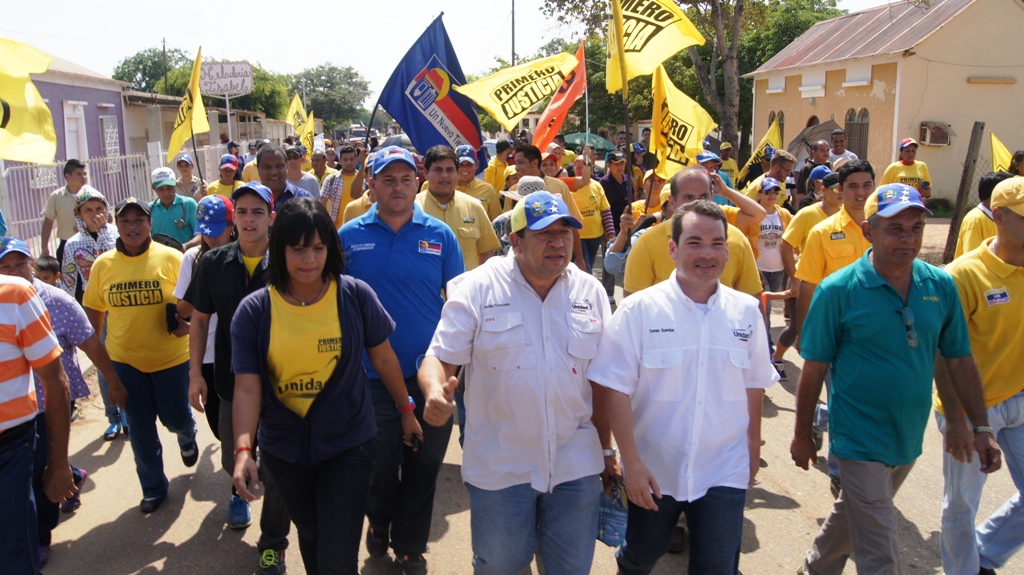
[165,303,179,333]
[411,434,423,452]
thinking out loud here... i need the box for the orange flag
[532,42,588,152]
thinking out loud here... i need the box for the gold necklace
[284,280,328,307]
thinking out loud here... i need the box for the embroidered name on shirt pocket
[481,312,534,371]
[641,349,685,401]
[566,313,601,360]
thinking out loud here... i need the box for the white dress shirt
[427,253,610,492]
[587,278,778,502]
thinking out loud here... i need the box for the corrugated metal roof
[746,0,977,76]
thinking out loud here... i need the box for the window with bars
[777,111,785,143]
[844,108,870,160]
[99,115,121,174]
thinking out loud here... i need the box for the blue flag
[378,14,483,154]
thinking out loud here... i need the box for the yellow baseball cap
[991,176,1024,217]
[660,183,672,206]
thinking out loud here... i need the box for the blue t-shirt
[339,203,464,378]
[800,250,971,466]
[150,195,198,244]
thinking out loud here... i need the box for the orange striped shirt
[0,276,62,432]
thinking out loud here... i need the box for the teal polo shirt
[800,249,971,466]
[150,194,198,245]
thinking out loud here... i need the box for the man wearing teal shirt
[791,184,1000,575]
[149,167,198,245]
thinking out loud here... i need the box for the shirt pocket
[725,349,752,401]
[566,313,602,360]
[824,242,855,263]
[457,226,481,240]
[481,312,533,371]
[641,349,685,401]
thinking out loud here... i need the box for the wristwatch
[602,448,617,458]
[973,425,994,437]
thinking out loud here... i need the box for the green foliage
[112,47,191,93]
[291,64,371,129]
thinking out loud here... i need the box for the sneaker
[60,468,87,513]
[102,422,121,441]
[70,402,79,422]
[228,495,252,529]
[180,440,199,467]
[772,360,788,381]
[979,568,997,575]
[829,476,842,500]
[259,548,286,575]
[38,544,50,567]
[396,554,428,575]
[366,525,389,559]
[667,525,687,554]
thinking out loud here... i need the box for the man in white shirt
[419,191,616,575]
[588,200,778,575]
[829,129,859,164]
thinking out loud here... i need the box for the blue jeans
[581,237,603,275]
[759,269,786,351]
[366,376,453,556]
[467,475,601,575]
[936,390,1024,573]
[616,486,747,575]
[262,441,376,575]
[113,360,197,500]
[0,419,39,574]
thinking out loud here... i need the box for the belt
[0,419,35,446]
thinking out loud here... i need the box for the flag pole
[190,128,204,183]
[610,0,634,202]
[364,102,380,148]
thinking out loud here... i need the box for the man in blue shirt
[791,184,1000,575]
[338,146,464,575]
[149,167,198,246]
[256,144,315,208]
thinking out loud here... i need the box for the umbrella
[563,133,617,153]
[380,134,417,153]
[787,119,842,169]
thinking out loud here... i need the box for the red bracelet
[397,396,416,415]
[234,446,253,455]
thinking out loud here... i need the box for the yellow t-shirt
[879,161,932,190]
[794,207,871,285]
[267,282,340,417]
[242,160,260,183]
[324,172,359,229]
[623,221,763,296]
[309,166,339,187]
[743,173,789,206]
[937,238,1024,413]
[954,205,997,259]
[82,243,188,373]
[483,157,508,194]
[781,203,830,254]
[458,178,502,222]
[720,158,739,183]
[207,180,243,199]
[573,183,612,240]
[630,199,662,224]
[242,255,262,277]
[415,190,501,272]
[342,194,373,224]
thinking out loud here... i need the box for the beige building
[744,0,1024,201]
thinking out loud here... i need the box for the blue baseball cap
[456,145,476,165]
[629,143,645,154]
[232,182,274,211]
[510,191,582,233]
[809,165,833,183]
[696,151,721,164]
[372,146,417,175]
[764,145,776,161]
[0,238,32,260]
[195,195,234,238]
[175,153,193,166]
[865,184,933,218]
[760,177,782,192]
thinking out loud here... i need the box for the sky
[6,0,886,106]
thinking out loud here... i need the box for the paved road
[45,306,1020,575]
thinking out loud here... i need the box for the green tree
[157,62,290,120]
[113,47,191,93]
[291,64,371,129]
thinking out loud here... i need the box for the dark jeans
[581,237,603,275]
[31,412,84,546]
[263,441,376,575]
[616,487,747,575]
[200,363,219,440]
[0,419,39,574]
[366,375,453,556]
[113,360,197,500]
[600,265,617,299]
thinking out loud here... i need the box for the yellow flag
[453,53,579,132]
[166,48,210,163]
[651,65,716,179]
[738,116,782,182]
[286,92,306,129]
[0,39,57,163]
[606,0,705,93]
[991,132,1013,173]
[300,111,315,157]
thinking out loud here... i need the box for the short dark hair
[671,199,728,243]
[669,166,713,202]
[980,171,1014,202]
[337,145,356,157]
[283,136,295,144]
[831,129,847,139]
[642,127,651,135]
[268,198,344,293]
[837,159,875,185]
[554,133,566,143]
[1009,149,1024,176]
[424,145,457,171]
[34,255,60,275]
[257,144,286,165]
[515,144,541,166]
[63,159,85,176]
[495,139,513,154]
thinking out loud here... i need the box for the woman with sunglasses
[231,198,422,575]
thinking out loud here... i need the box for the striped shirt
[0,275,62,432]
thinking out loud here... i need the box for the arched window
[777,111,785,143]
[845,108,870,160]
[768,111,776,128]
[806,115,820,128]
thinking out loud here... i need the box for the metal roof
[745,0,977,76]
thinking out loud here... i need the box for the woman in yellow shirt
[231,198,422,574]
[880,138,933,198]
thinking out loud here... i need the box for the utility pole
[511,0,516,65]
[162,38,168,95]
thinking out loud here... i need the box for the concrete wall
[32,79,126,161]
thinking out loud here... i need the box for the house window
[768,111,776,128]
[777,111,785,143]
[63,102,88,160]
[99,115,121,173]
[845,108,870,160]
[806,115,820,128]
